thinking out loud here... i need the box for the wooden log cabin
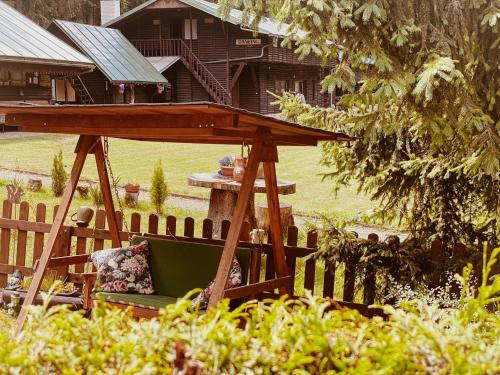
[0,1,94,128]
[48,20,168,105]
[103,0,334,114]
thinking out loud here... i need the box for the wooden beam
[223,276,293,299]
[208,142,263,308]
[6,114,237,130]
[249,64,259,91]
[16,135,96,333]
[263,147,291,295]
[230,63,246,89]
[212,129,318,146]
[94,137,121,248]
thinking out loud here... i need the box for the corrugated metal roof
[53,20,167,84]
[0,1,93,69]
[103,0,297,38]
[146,56,180,73]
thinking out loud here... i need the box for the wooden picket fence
[0,200,473,309]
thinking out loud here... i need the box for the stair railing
[131,38,231,104]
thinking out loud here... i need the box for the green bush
[50,150,67,197]
[88,185,104,208]
[1,249,498,374]
[150,160,168,214]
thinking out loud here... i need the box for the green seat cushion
[95,292,177,310]
[131,236,251,298]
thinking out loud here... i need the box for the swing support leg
[208,142,264,308]
[16,135,97,333]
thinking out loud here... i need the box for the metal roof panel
[0,1,93,69]
[53,20,168,84]
[103,0,298,38]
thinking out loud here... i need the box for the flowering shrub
[0,249,498,374]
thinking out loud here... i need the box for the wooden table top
[188,173,296,195]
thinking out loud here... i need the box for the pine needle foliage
[219,0,500,247]
[50,150,67,197]
[150,160,168,214]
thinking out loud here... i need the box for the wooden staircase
[70,76,94,104]
[131,38,231,105]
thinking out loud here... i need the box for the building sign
[236,38,262,46]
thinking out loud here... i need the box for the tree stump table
[188,173,296,237]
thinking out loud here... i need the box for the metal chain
[103,137,131,240]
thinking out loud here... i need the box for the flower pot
[124,184,140,207]
[27,178,42,192]
[220,166,234,177]
[124,183,140,193]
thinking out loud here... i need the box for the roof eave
[0,55,95,71]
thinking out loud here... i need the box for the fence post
[363,233,378,305]
[303,230,317,294]
[0,200,12,287]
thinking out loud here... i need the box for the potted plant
[124,182,140,207]
[124,182,140,193]
[218,156,235,177]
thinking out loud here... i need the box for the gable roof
[0,102,354,145]
[52,20,167,85]
[0,1,93,70]
[103,0,294,38]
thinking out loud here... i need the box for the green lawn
[0,134,373,218]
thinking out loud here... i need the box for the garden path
[0,166,406,239]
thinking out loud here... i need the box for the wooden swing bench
[51,235,292,318]
[0,102,353,332]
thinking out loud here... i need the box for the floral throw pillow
[191,257,242,310]
[91,241,155,295]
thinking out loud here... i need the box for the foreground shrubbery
[0,251,499,374]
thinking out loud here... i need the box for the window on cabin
[275,80,289,94]
[184,19,198,40]
[294,80,305,94]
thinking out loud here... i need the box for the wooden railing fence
[0,200,472,306]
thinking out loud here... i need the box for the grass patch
[0,134,374,218]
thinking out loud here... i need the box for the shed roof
[103,0,296,38]
[51,20,167,85]
[146,56,180,73]
[0,1,93,70]
[0,102,353,146]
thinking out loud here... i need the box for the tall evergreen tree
[220,0,499,246]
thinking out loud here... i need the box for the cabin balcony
[131,38,183,58]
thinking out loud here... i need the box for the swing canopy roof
[0,102,353,146]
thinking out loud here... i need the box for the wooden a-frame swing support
[15,135,290,331]
[0,102,353,333]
